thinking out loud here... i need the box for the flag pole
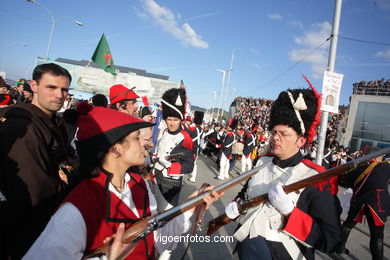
[76,59,92,92]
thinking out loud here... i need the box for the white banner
[321,71,343,113]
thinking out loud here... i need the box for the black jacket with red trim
[220,131,235,158]
[343,161,390,223]
[165,127,195,176]
[184,125,202,155]
[242,132,256,157]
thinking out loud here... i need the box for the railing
[352,85,390,96]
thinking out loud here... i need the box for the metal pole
[215,70,226,122]
[224,49,235,103]
[315,0,342,165]
[26,1,83,62]
[46,19,55,61]
[209,90,217,123]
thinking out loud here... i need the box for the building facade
[36,57,179,105]
[342,94,390,151]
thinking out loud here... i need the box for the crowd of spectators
[230,96,273,130]
[352,78,390,96]
[226,96,359,169]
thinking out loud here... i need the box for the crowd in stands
[200,96,361,172]
[352,78,390,96]
[230,96,273,130]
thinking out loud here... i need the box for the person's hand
[158,155,171,168]
[58,164,73,184]
[187,185,223,211]
[268,184,294,216]
[225,201,240,219]
[104,223,138,260]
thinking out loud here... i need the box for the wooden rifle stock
[83,216,153,259]
[207,146,390,236]
[83,157,269,258]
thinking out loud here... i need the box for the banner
[321,71,343,113]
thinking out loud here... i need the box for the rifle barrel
[207,146,390,236]
[154,163,269,223]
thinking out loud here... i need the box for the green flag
[91,33,117,76]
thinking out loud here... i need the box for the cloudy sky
[1,0,390,108]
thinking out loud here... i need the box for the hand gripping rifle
[83,153,272,259]
[142,152,185,181]
[206,146,390,236]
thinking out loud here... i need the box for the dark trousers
[237,236,273,260]
[340,206,384,260]
[156,175,182,206]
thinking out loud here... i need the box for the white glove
[225,201,240,219]
[268,184,294,215]
[158,156,172,168]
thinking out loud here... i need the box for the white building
[36,57,179,105]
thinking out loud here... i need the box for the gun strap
[180,183,211,260]
[353,162,377,188]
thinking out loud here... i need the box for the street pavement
[169,153,390,260]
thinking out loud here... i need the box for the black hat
[269,76,321,142]
[228,118,238,130]
[193,111,204,125]
[161,88,186,120]
[140,106,152,118]
[23,83,33,93]
[92,94,108,107]
[251,123,258,133]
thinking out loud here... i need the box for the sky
[1,0,390,109]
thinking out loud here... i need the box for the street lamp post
[209,90,217,123]
[26,0,83,61]
[215,69,226,123]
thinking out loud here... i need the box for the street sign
[321,71,343,113]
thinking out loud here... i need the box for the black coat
[344,161,390,223]
[0,103,76,259]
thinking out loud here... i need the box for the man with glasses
[224,80,342,260]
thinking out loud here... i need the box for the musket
[142,152,185,181]
[83,154,273,259]
[159,152,185,162]
[206,146,390,236]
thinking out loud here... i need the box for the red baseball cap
[109,84,139,104]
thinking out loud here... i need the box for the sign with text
[321,71,343,113]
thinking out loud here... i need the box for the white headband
[161,99,184,120]
[286,91,307,136]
